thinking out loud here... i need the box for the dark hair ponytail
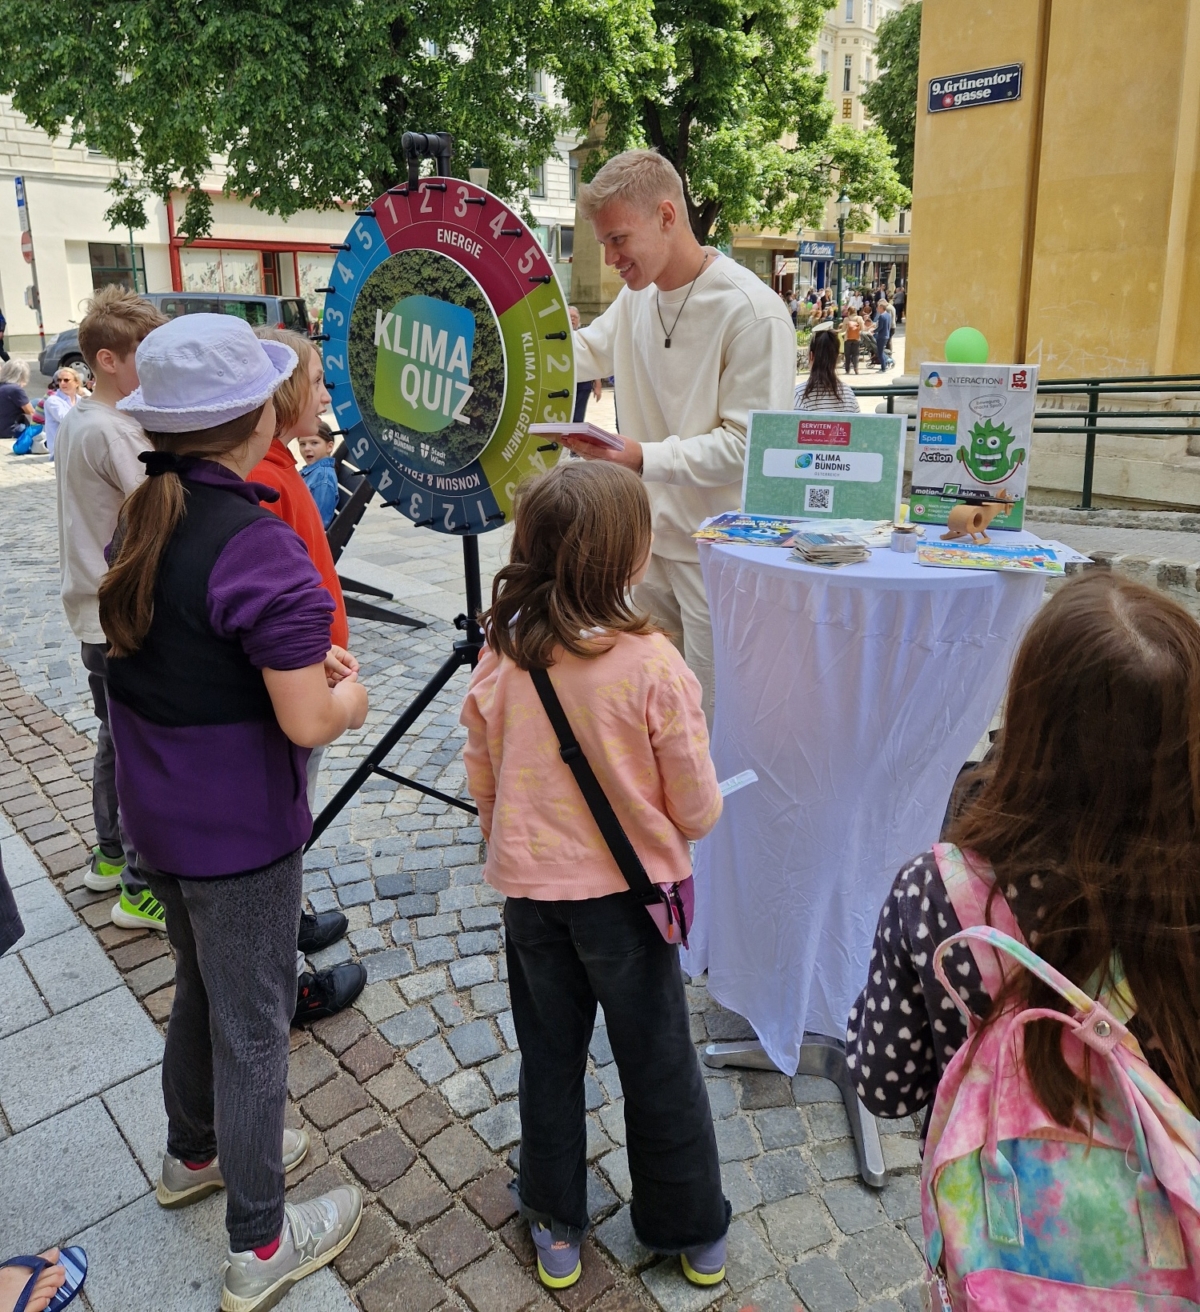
[98,405,266,657]
[802,328,844,403]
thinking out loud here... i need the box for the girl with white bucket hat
[99,313,368,1311]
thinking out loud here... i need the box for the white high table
[682,539,1046,1184]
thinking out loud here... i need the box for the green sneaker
[111,887,168,932]
[83,845,127,893]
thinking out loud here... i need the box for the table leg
[703,1033,887,1188]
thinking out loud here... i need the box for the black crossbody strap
[529,666,660,904]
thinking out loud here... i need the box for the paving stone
[331,861,372,887]
[594,1204,655,1272]
[880,1174,921,1222]
[500,1216,537,1268]
[145,985,175,1022]
[308,888,341,914]
[882,1136,922,1172]
[0,985,163,1132]
[379,1161,454,1229]
[358,1256,448,1312]
[100,1063,169,1179]
[408,1036,458,1084]
[287,1039,338,1102]
[344,1128,418,1191]
[399,1090,454,1145]
[472,1099,522,1150]
[588,1026,614,1066]
[340,880,376,907]
[0,1098,148,1252]
[595,1063,623,1102]
[433,992,465,1026]
[396,893,438,916]
[586,1116,614,1161]
[724,1216,779,1294]
[761,1195,831,1260]
[455,1246,541,1312]
[400,968,452,1002]
[126,955,176,998]
[792,1075,841,1104]
[301,1074,371,1130]
[334,1205,398,1284]
[714,1115,758,1163]
[459,930,500,955]
[0,953,48,1039]
[312,1007,371,1055]
[343,1028,398,1081]
[719,1161,762,1218]
[597,1101,626,1147]
[416,1205,492,1277]
[463,1166,518,1229]
[704,1079,737,1120]
[450,955,495,989]
[753,1106,807,1150]
[812,1141,860,1182]
[840,1224,924,1298]
[351,927,386,954]
[449,1018,502,1067]
[584,1074,606,1112]
[389,919,413,945]
[424,1123,495,1189]
[364,949,414,981]
[414,936,455,967]
[497,1010,518,1049]
[598,1147,632,1201]
[738,1070,794,1110]
[787,1254,859,1312]
[751,1148,813,1203]
[380,1005,438,1049]
[587,1165,620,1220]
[443,1069,494,1117]
[416,912,460,938]
[460,905,500,930]
[822,1180,887,1235]
[642,1259,726,1311]
[367,1062,426,1111]
[807,1103,852,1142]
[326,1107,383,1154]
[357,981,406,1023]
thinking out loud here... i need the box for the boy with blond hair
[563,149,795,722]
[55,285,168,929]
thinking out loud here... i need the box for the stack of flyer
[790,531,871,568]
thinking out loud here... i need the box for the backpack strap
[933,843,1023,1000]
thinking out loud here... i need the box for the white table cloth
[681,540,1046,1075]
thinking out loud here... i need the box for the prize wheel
[321,178,573,534]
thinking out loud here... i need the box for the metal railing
[851,373,1200,509]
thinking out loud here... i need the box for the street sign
[799,240,836,258]
[13,176,29,232]
[20,231,32,264]
[927,63,1022,113]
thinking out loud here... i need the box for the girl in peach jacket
[461,462,729,1291]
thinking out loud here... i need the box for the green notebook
[742,410,905,521]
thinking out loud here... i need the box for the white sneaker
[157,1127,310,1208]
[221,1187,363,1312]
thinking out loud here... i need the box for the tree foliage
[862,0,921,190]
[0,0,563,238]
[549,0,910,241]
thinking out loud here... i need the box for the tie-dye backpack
[921,843,1200,1311]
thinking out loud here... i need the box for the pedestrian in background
[462,461,729,1293]
[0,358,33,444]
[875,299,893,370]
[43,365,82,458]
[842,307,864,374]
[567,306,603,422]
[0,304,10,363]
[297,421,339,529]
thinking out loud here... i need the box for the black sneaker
[294,963,367,1025]
[297,910,348,955]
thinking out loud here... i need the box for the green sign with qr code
[741,410,906,521]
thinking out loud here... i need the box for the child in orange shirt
[461,462,728,1291]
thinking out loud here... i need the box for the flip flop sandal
[0,1247,87,1312]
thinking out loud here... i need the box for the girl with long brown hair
[460,460,730,1291]
[848,570,1200,1128]
[100,314,368,1311]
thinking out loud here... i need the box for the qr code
[804,484,834,513]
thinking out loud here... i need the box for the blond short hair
[254,326,318,436]
[78,285,167,371]
[577,149,687,221]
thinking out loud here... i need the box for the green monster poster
[910,362,1039,529]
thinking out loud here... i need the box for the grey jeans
[79,642,147,897]
[144,850,303,1251]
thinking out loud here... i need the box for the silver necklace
[655,252,710,349]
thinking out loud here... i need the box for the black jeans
[505,892,728,1251]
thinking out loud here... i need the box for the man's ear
[94,347,117,376]
[658,199,677,234]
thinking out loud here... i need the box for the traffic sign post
[14,176,45,351]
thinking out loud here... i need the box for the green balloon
[945,326,989,363]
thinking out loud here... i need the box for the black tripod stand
[308,129,483,846]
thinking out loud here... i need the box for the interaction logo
[796,452,814,469]
[373,294,476,434]
[924,371,944,388]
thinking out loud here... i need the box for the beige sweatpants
[634,555,715,727]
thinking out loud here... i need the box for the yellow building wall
[909,0,1200,377]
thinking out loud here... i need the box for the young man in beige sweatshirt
[565,150,796,721]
